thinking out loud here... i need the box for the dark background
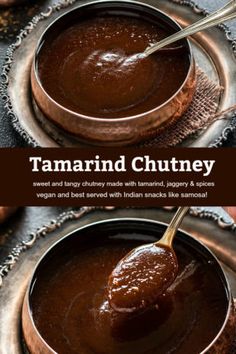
[0,0,236,147]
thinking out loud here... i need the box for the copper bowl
[22,219,236,354]
[31,0,196,146]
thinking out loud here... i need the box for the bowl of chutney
[31,0,196,146]
[22,218,236,354]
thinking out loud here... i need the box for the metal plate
[0,207,236,354]
[2,0,236,147]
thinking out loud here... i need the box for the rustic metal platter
[0,207,236,354]
[1,0,236,147]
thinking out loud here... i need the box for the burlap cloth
[140,66,223,147]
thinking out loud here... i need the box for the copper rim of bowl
[22,218,235,354]
[31,0,196,146]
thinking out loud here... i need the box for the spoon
[107,206,189,313]
[143,0,236,57]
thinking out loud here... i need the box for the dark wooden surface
[0,0,236,146]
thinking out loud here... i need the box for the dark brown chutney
[108,243,179,313]
[30,230,227,354]
[37,15,190,118]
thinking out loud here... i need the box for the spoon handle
[144,0,236,56]
[158,207,190,247]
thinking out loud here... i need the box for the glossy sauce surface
[37,16,190,118]
[30,232,227,354]
[108,244,178,312]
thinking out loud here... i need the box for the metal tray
[0,207,236,353]
[1,0,236,147]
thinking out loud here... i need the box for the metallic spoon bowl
[107,207,189,313]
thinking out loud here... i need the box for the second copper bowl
[22,218,235,354]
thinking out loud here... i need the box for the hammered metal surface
[4,0,236,147]
[0,207,236,354]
